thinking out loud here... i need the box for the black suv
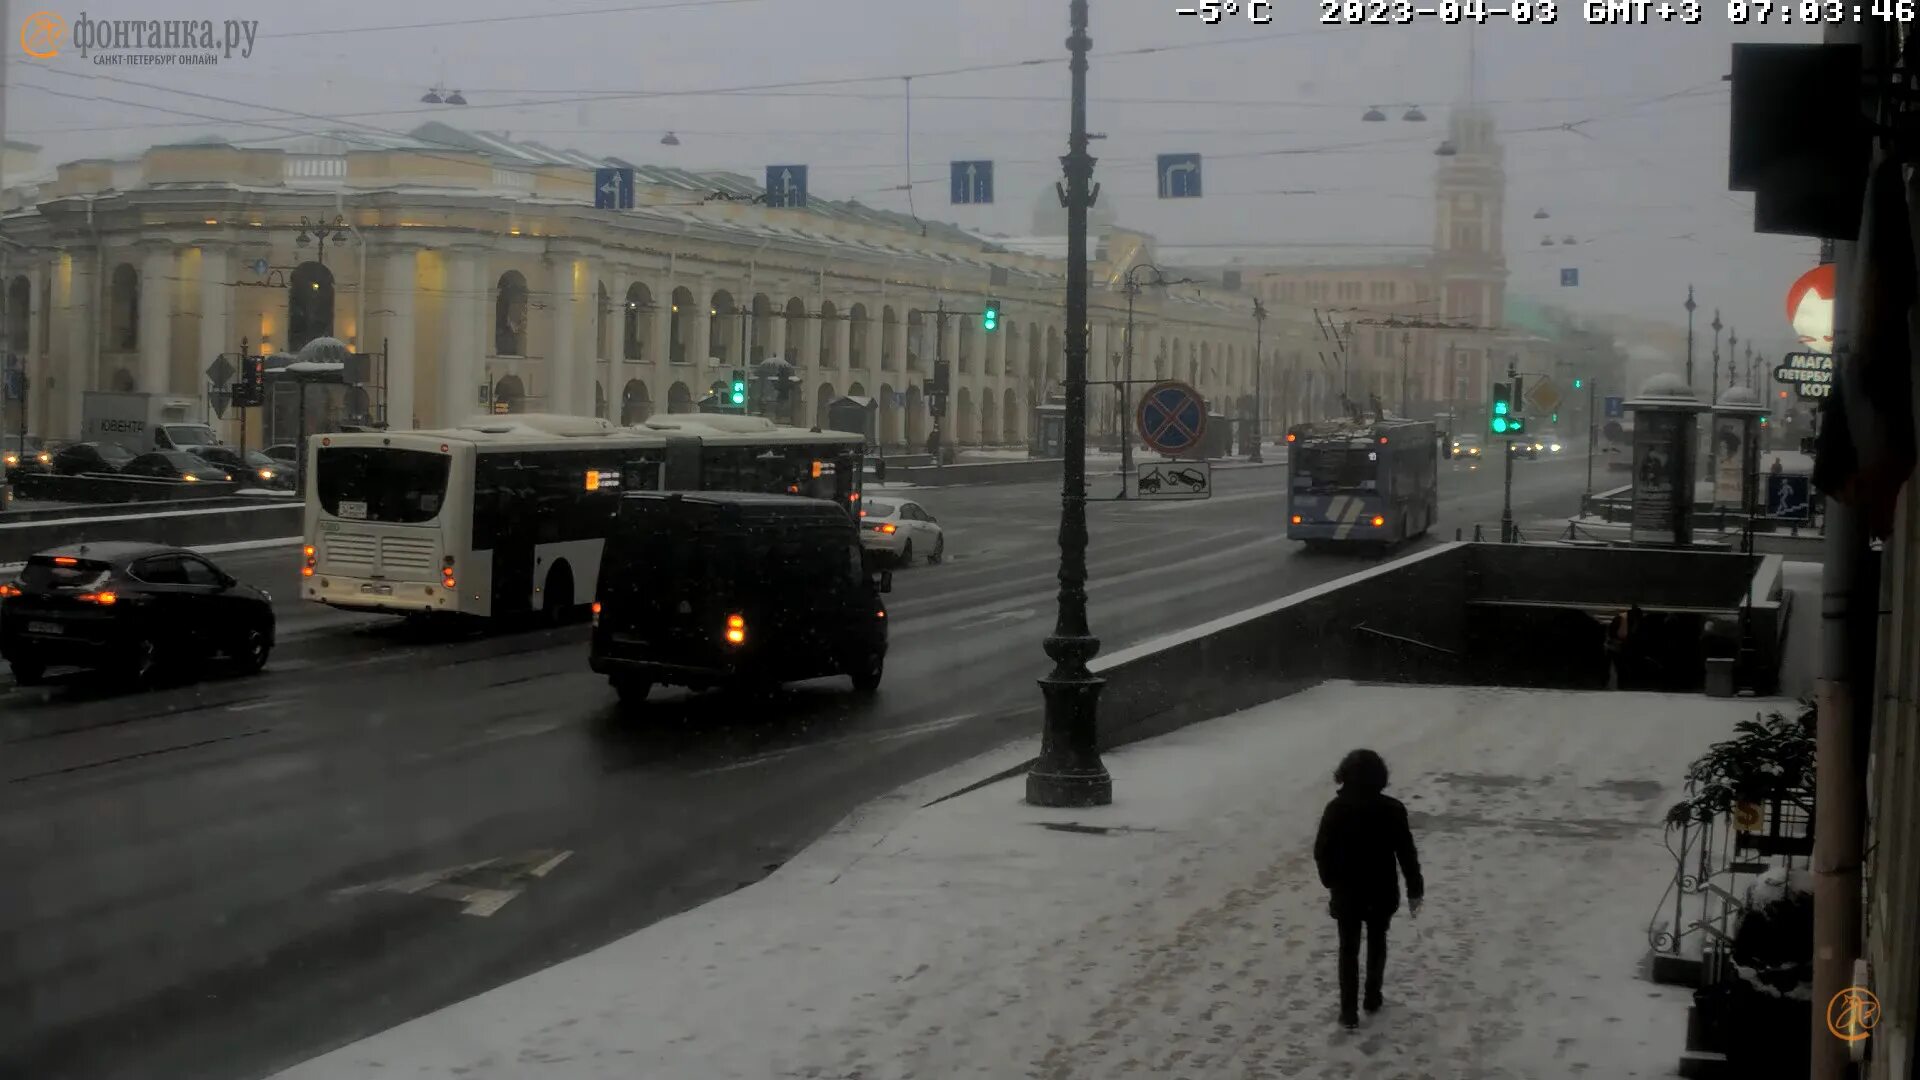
[590,492,891,706]
[0,543,275,685]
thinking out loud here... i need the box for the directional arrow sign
[1157,153,1202,199]
[332,849,573,917]
[764,164,809,208]
[593,166,634,210]
[950,160,994,205]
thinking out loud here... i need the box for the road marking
[331,848,573,918]
[951,608,1036,632]
[225,699,279,713]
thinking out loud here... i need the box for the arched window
[495,271,529,356]
[624,283,652,361]
[108,263,138,351]
[289,262,335,351]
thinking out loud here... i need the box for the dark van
[589,491,891,705]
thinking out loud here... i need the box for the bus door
[664,436,703,490]
[489,460,540,617]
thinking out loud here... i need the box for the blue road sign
[1136,380,1208,455]
[594,166,634,210]
[1157,153,1202,199]
[1605,395,1624,419]
[950,160,993,205]
[764,164,809,208]
[1768,473,1813,521]
[1560,268,1579,287]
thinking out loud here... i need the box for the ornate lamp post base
[1029,633,1111,807]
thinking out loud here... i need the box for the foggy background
[12,0,1822,355]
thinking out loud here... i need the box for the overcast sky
[12,0,1822,357]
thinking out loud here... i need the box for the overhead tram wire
[258,0,767,39]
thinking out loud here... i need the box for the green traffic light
[982,304,999,332]
[1493,400,1509,416]
[1551,412,1559,424]
[1492,417,1508,433]
[1573,378,1583,390]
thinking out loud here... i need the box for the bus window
[316,447,450,523]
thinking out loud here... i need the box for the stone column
[195,241,234,439]
[939,307,959,375]
[440,245,484,427]
[546,252,578,415]
[801,301,822,369]
[381,246,418,429]
[573,255,599,417]
[885,312,905,374]
[24,262,45,438]
[59,250,94,437]
[136,240,173,393]
[686,279,710,367]
[832,306,852,375]
[765,299,787,363]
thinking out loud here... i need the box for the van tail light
[1290,515,1302,525]
[302,545,316,578]
[724,613,746,646]
[0,582,21,598]
[1370,515,1386,527]
[441,555,457,590]
[591,600,601,626]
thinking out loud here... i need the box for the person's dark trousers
[1336,912,1391,1019]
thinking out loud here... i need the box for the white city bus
[301,413,865,621]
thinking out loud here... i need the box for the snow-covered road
[275,682,1772,1080]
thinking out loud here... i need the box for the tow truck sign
[1773,351,1834,401]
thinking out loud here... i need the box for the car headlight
[1551,443,1562,452]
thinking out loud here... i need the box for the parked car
[184,444,293,490]
[591,491,890,705]
[0,542,275,685]
[121,450,235,483]
[263,443,300,465]
[857,497,946,566]
[51,440,137,476]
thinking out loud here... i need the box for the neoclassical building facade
[0,126,1295,449]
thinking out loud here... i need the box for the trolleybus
[1284,417,1439,548]
[301,413,864,621]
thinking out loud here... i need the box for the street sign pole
[1584,376,1596,508]
[1502,357,1517,543]
[932,300,945,471]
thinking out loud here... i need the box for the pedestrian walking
[1313,748,1425,1030]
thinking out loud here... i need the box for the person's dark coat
[1313,789,1424,920]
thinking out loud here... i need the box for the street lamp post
[1250,299,1267,463]
[1684,285,1697,392]
[1707,310,1723,483]
[1400,330,1411,417]
[1027,0,1112,809]
[296,215,349,268]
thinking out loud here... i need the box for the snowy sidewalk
[275,682,1773,1080]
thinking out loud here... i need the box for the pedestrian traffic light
[1490,382,1513,433]
[1572,377,1583,390]
[1550,411,1559,424]
[729,369,746,407]
[981,299,1000,333]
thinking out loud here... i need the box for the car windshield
[95,443,136,463]
[19,556,113,591]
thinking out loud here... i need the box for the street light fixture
[1533,207,1551,220]
[1363,106,1388,122]
[421,85,465,105]
[660,131,681,146]
[1684,286,1698,390]
[295,215,350,267]
[1435,139,1458,156]
[1026,0,1111,810]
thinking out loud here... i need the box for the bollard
[1455,527,1462,542]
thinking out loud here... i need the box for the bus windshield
[316,446,451,523]
[1295,445,1379,490]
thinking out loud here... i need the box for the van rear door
[600,497,728,668]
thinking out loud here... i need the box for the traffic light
[729,369,746,407]
[1490,382,1513,433]
[236,355,266,407]
[932,359,951,397]
[981,299,1000,333]
[1572,377,1583,390]
[1759,414,1769,428]
[1550,412,1559,425]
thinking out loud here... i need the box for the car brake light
[1290,515,1302,525]
[725,613,746,645]
[0,582,21,598]
[880,523,896,534]
[1371,515,1385,527]
[1285,433,1296,443]
[78,590,117,605]
[591,600,601,626]
[442,555,456,589]
[53,556,77,566]
[303,544,316,578]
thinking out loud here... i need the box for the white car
[859,498,946,566]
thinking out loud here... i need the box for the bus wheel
[542,564,574,625]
